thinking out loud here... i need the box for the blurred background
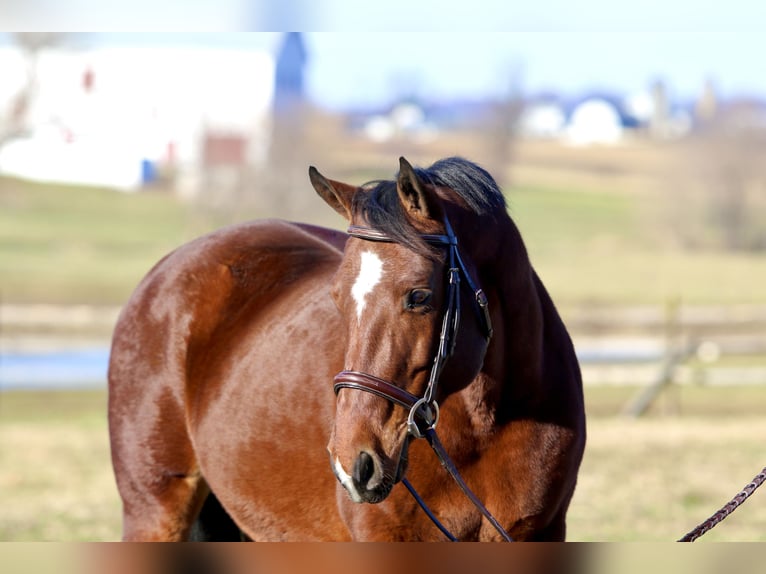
[0,28,764,542]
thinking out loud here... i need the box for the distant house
[565,97,624,146]
[362,101,436,143]
[518,99,567,139]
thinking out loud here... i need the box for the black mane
[352,157,506,256]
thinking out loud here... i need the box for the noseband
[332,217,513,542]
[333,217,492,438]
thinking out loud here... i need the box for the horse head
[310,157,506,505]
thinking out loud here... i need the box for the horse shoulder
[110,219,344,400]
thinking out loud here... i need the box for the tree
[661,103,766,251]
[1,33,68,145]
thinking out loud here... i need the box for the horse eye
[405,289,432,310]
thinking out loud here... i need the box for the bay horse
[108,156,585,541]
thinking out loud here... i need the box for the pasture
[4,142,766,307]
[1,386,764,541]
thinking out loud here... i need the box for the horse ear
[309,166,356,220]
[396,157,442,223]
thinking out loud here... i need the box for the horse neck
[473,217,546,417]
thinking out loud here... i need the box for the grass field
[1,386,764,542]
[3,147,766,306]
[0,390,119,541]
[0,177,200,305]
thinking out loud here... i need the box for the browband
[347,225,455,246]
[347,221,493,341]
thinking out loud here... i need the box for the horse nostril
[353,451,375,488]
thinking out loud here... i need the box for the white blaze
[351,251,383,322]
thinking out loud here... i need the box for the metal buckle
[407,398,440,439]
[475,289,493,339]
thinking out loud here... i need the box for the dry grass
[0,422,121,541]
[0,388,764,542]
[0,392,120,541]
[568,416,766,541]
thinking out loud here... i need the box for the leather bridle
[333,217,513,541]
[334,217,492,438]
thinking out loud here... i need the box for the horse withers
[108,156,585,541]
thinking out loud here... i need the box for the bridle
[335,217,492,439]
[333,217,513,541]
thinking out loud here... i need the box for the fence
[1,303,765,400]
[567,303,766,416]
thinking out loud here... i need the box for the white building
[518,101,567,139]
[565,98,624,146]
[0,44,274,192]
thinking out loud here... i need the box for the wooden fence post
[621,297,693,417]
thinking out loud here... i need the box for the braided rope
[679,466,766,542]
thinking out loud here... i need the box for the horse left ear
[309,166,356,220]
[397,157,442,223]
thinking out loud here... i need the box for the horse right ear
[309,166,356,220]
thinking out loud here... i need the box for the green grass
[0,177,208,304]
[509,185,766,305]
[509,185,644,254]
[3,175,766,305]
[0,390,107,425]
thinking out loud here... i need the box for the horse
[108,156,586,541]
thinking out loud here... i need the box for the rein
[334,218,513,542]
[679,465,766,542]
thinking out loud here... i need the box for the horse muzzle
[330,371,421,504]
[330,451,388,504]
[329,436,412,505]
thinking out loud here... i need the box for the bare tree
[662,106,766,252]
[1,33,67,145]
[481,62,524,187]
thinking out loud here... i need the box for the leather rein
[333,218,513,542]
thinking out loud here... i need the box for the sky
[77,31,766,112]
[3,1,766,111]
[303,32,766,110]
